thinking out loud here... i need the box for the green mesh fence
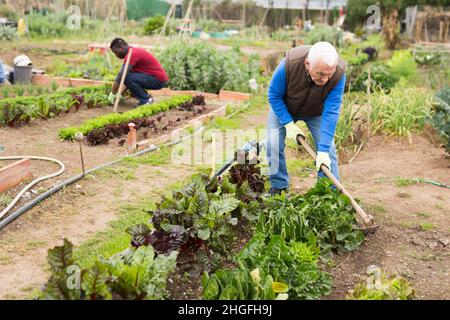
[126,0,170,20]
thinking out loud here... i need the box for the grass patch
[26,240,47,250]
[73,198,155,268]
[369,203,388,213]
[121,146,171,166]
[211,117,241,131]
[414,211,431,218]
[0,194,12,207]
[395,177,417,187]
[95,166,136,181]
[287,158,315,177]
[19,285,35,293]
[419,222,434,231]
[0,255,13,265]
[399,221,415,228]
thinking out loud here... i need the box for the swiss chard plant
[202,267,282,300]
[40,239,178,300]
[130,174,241,256]
[258,179,364,255]
[0,85,110,127]
[235,233,332,300]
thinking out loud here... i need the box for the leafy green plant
[352,64,399,93]
[156,39,261,93]
[143,15,166,35]
[430,87,450,151]
[236,233,332,300]
[40,239,178,300]
[0,85,110,127]
[58,94,193,140]
[305,24,344,48]
[51,53,121,81]
[347,266,415,300]
[0,25,18,41]
[387,50,418,81]
[414,51,443,66]
[369,87,433,140]
[202,268,278,300]
[148,174,241,255]
[51,81,59,93]
[258,179,364,254]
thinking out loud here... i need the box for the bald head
[305,42,339,86]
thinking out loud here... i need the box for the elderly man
[266,41,346,195]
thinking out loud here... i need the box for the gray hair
[307,42,338,67]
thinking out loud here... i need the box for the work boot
[267,188,288,196]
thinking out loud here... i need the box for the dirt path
[1,98,448,299]
[0,162,197,299]
[0,99,257,299]
[291,134,449,299]
[0,98,222,212]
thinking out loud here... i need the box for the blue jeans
[124,72,166,105]
[266,109,340,189]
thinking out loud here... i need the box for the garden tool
[296,135,379,234]
[113,47,133,113]
[208,140,264,186]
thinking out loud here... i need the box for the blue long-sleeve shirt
[0,62,5,84]
[268,58,346,152]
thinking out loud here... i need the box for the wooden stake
[367,64,371,137]
[211,130,216,178]
[113,47,133,113]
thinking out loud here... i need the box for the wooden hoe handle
[296,135,375,226]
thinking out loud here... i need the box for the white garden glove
[316,151,331,171]
[108,92,116,105]
[285,121,306,141]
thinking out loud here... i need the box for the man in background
[108,38,169,107]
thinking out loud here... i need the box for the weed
[419,223,434,231]
[395,177,417,187]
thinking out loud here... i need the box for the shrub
[387,50,418,81]
[305,24,344,48]
[430,87,450,151]
[143,15,165,35]
[369,87,433,139]
[26,12,69,37]
[352,64,399,93]
[156,39,260,93]
[0,25,17,41]
[0,4,18,20]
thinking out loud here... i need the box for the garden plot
[0,91,228,222]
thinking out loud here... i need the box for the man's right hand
[285,121,306,142]
[108,92,116,105]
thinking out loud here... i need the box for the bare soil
[0,97,223,215]
[0,100,448,300]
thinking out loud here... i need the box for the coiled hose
[0,156,66,220]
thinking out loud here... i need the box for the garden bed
[0,93,232,221]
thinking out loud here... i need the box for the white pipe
[0,156,65,219]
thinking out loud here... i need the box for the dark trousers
[124,72,166,105]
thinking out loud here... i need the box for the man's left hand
[316,151,331,171]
